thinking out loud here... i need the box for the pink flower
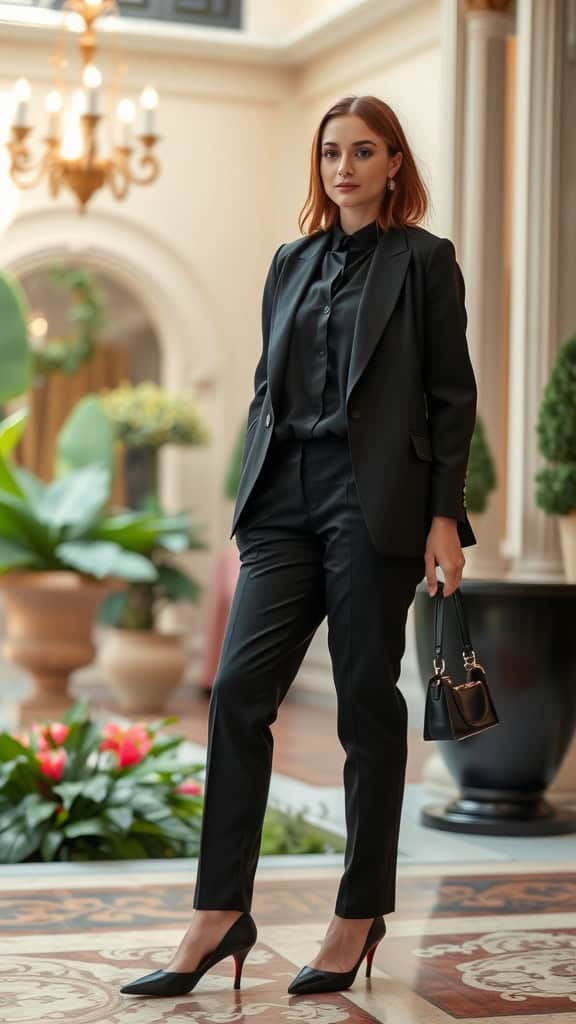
[13,732,30,748]
[175,779,203,796]
[100,722,152,768]
[49,723,69,745]
[36,748,67,782]
[31,721,69,750]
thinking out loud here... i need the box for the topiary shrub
[535,335,576,515]
[465,415,497,515]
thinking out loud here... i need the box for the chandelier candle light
[6,0,161,212]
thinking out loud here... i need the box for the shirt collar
[330,218,379,253]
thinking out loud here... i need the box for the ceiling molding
[0,0,429,67]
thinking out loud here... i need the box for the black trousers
[193,434,424,918]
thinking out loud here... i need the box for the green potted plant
[0,406,188,712]
[0,701,345,863]
[97,495,206,713]
[100,380,210,508]
[464,414,497,525]
[535,334,576,581]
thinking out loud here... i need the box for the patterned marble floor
[2,859,576,1023]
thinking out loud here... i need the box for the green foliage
[224,418,248,501]
[535,464,576,516]
[31,266,107,378]
[55,395,115,479]
[0,702,204,862]
[465,416,497,515]
[0,702,344,863]
[0,410,206,592]
[536,335,576,515]
[0,266,107,405]
[100,381,211,449]
[0,272,33,402]
[0,420,150,580]
[97,496,206,630]
[260,806,345,855]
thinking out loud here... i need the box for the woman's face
[319,114,401,222]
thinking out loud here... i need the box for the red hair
[298,95,429,235]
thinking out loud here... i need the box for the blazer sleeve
[423,237,477,523]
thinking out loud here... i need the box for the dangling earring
[386,177,396,192]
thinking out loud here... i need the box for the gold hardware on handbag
[423,581,499,741]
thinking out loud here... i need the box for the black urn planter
[414,579,576,835]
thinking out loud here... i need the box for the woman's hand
[425,516,465,597]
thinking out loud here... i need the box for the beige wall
[0,1,443,640]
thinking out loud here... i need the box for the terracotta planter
[0,571,117,714]
[559,513,576,582]
[100,628,188,712]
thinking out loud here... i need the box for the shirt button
[265,413,271,427]
[323,305,330,315]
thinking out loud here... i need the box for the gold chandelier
[6,0,161,213]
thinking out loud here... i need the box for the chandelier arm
[6,135,56,190]
[105,158,131,200]
[127,143,161,186]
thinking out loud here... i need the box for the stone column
[501,0,565,579]
[459,0,514,579]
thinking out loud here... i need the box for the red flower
[100,722,152,768]
[175,779,203,796]
[31,721,69,750]
[36,748,67,782]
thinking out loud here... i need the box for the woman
[121,95,477,999]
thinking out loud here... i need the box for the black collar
[330,217,379,253]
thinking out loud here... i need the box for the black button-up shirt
[273,218,379,441]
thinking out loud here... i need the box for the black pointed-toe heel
[120,912,257,997]
[287,916,386,995]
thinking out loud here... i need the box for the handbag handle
[432,580,476,674]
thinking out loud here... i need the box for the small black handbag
[423,580,499,741]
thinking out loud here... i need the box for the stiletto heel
[365,942,379,978]
[120,913,257,997]
[233,947,250,989]
[288,916,386,995]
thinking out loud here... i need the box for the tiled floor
[2,859,576,1022]
[2,665,576,1021]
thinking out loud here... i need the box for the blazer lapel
[267,225,411,413]
[267,231,332,414]
[346,227,410,402]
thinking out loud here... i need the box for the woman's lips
[336,184,358,191]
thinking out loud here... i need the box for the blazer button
[349,407,361,420]
[265,413,271,427]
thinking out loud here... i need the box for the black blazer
[230,224,477,558]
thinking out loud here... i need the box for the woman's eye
[322,149,372,159]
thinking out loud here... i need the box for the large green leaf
[0,272,32,403]
[40,830,64,860]
[36,464,111,530]
[0,826,39,863]
[55,395,116,480]
[0,537,44,573]
[63,817,109,839]
[0,452,26,501]
[0,734,36,765]
[9,463,46,507]
[91,512,193,554]
[0,408,29,457]
[0,493,54,556]
[156,563,201,603]
[56,540,157,581]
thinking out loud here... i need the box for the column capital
[462,0,513,13]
